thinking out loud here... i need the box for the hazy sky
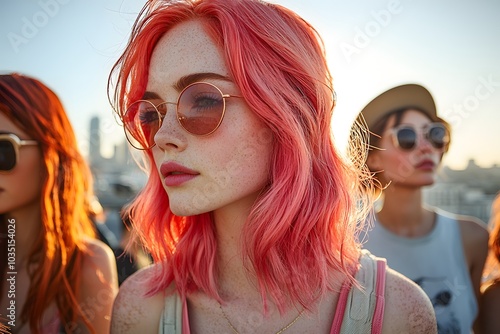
[1,0,499,169]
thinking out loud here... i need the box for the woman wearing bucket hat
[355,83,489,333]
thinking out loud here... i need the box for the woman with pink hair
[108,0,436,333]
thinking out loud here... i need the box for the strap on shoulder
[371,258,386,334]
[158,291,183,334]
[334,250,387,334]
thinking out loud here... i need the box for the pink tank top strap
[329,253,387,334]
[182,295,191,334]
[330,280,352,334]
[371,259,386,334]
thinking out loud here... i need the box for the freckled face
[0,113,43,215]
[367,110,443,187]
[148,20,273,216]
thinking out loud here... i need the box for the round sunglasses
[123,82,242,150]
[0,133,38,172]
[390,123,450,151]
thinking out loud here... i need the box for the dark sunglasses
[123,82,242,150]
[0,133,38,172]
[390,123,450,151]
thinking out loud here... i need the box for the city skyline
[87,114,499,172]
[87,113,500,223]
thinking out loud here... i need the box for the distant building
[88,116,146,210]
[89,116,102,165]
[423,159,500,224]
[89,114,500,223]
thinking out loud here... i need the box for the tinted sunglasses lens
[428,125,447,149]
[396,128,417,150]
[177,83,225,135]
[0,140,16,171]
[124,100,161,149]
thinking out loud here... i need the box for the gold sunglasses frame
[0,133,38,173]
[123,82,242,150]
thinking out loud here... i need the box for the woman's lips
[160,162,199,187]
[416,159,436,170]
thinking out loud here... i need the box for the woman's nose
[418,133,434,152]
[154,103,187,151]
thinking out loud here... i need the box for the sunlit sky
[1,0,499,170]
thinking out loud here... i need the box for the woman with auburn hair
[480,193,500,333]
[0,73,118,333]
[355,84,489,333]
[109,0,436,333]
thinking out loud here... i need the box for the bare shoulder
[456,214,489,267]
[482,281,500,306]
[456,214,489,245]
[111,264,166,334]
[81,238,119,288]
[80,238,119,332]
[480,282,500,334]
[82,237,118,273]
[382,267,437,334]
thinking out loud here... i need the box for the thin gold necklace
[219,303,304,334]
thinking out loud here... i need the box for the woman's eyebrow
[142,72,233,100]
[141,91,162,100]
[173,72,232,91]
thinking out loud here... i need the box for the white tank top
[363,209,477,333]
[158,250,387,333]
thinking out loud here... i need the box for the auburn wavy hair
[491,197,500,270]
[483,194,500,290]
[0,74,96,332]
[109,0,369,311]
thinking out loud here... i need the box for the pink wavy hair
[109,0,369,311]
